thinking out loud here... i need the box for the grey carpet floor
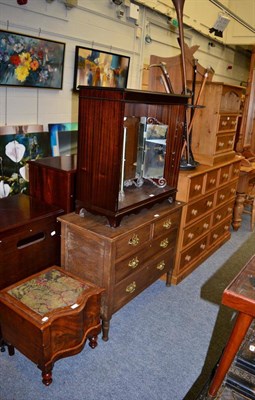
[0,214,254,400]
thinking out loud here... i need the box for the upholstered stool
[0,266,104,386]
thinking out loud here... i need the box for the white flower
[19,165,29,181]
[0,180,11,198]
[5,140,26,163]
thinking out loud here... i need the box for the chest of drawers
[172,156,242,284]
[191,82,243,166]
[58,200,183,340]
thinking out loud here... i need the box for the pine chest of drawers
[58,201,183,340]
[172,156,242,284]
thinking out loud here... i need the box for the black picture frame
[0,30,65,89]
[73,45,130,91]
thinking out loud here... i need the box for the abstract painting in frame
[48,122,78,156]
[73,45,130,90]
[0,30,65,89]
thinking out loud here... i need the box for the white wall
[0,0,251,130]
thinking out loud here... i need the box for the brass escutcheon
[128,234,139,246]
[160,238,169,248]
[126,281,136,293]
[163,219,172,229]
[128,257,139,269]
[156,261,165,271]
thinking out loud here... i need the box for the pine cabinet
[192,82,244,166]
[172,156,242,284]
[75,87,189,227]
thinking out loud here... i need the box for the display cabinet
[75,87,189,227]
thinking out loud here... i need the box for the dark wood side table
[208,254,255,398]
[0,193,64,290]
[28,155,77,213]
[0,266,104,385]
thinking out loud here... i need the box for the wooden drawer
[219,164,232,185]
[216,183,236,206]
[188,175,204,200]
[209,218,231,245]
[115,225,151,260]
[205,169,218,192]
[231,163,241,180]
[179,237,208,271]
[185,193,214,224]
[182,215,211,248]
[153,208,181,238]
[218,115,238,132]
[113,251,173,313]
[212,203,233,226]
[215,133,235,154]
[115,228,177,284]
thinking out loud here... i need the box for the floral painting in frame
[0,30,65,89]
[0,125,51,198]
[73,45,130,91]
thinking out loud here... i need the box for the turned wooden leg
[0,326,15,356]
[232,192,245,231]
[208,312,253,398]
[166,270,173,287]
[88,335,98,349]
[41,368,53,386]
[102,319,110,342]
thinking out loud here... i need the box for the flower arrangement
[0,30,65,88]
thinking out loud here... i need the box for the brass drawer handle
[163,219,172,229]
[224,225,229,231]
[218,142,224,148]
[185,255,191,262]
[188,232,194,239]
[206,201,213,207]
[213,233,219,239]
[219,194,225,200]
[222,173,229,179]
[128,234,139,246]
[228,140,233,145]
[203,223,209,229]
[228,207,232,213]
[221,120,227,126]
[128,257,139,269]
[231,188,236,194]
[160,238,169,248]
[126,281,136,294]
[191,209,198,216]
[231,121,236,125]
[209,178,216,184]
[233,168,239,175]
[194,184,201,191]
[156,261,165,271]
[200,243,206,250]
[216,214,222,220]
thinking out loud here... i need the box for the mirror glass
[120,116,168,192]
